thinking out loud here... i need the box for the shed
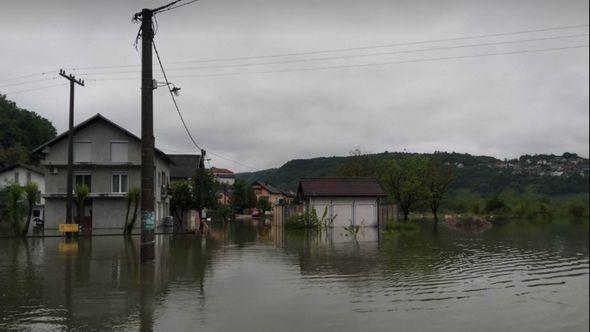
[297,177,386,227]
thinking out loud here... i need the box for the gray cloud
[1,0,588,171]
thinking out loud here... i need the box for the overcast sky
[1,0,588,172]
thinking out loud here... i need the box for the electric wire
[3,83,68,95]
[69,33,588,77]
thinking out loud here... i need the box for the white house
[297,177,386,227]
[0,163,45,221]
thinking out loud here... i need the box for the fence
[273,204,304,226]
[378,204,398,227]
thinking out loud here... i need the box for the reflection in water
[0,220,588,331]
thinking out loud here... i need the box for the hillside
[0,95,56,167]
[237,151,589,197]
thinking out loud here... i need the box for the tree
[231,179,248,212]
[246,185,257,208]
[0,144,29,167]
[256,196,272,215]
[192,168,219,226]
[74,184,89,226]
[426,160,455,225]
[21,182,38,236]
[4,183,24,236]
[124,187,140,234]
[378,155,428,221]
[338,148,376,177]
[170,180,194,225]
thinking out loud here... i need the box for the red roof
[298,177,386,198]
[210,167,234,174]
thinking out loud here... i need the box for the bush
[212,204,233,221]
[285,207,335,230]
[569,202,587,218]
[485,196,509,213]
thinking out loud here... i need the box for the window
[74,142,92,163]
[36,191,41,204]
[112,173,128,193]
[14,171,19,184]
[75,173,92,192]
[26,172,31,183]
[111,142,128,162]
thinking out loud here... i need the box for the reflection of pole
[139,262,155,332]
[139,8,155,263]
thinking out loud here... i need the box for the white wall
[309,197,378,227]
[0,166,45,205]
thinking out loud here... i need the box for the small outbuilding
[297,177,386,227]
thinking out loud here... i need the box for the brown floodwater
[0,220,588,331]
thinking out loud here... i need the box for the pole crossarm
[59,69,84,86]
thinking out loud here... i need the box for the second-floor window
[75,173,92,192]
[111,142,128,162]
[14,171,19,184]
[112,173,128,193]
[74,142,92,163]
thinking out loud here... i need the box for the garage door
[354,203,377,227]
[332,203,353,227]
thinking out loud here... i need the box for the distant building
[33,114,173,230]
[0,163,45,222]
[210,167,235,185]
[251,181,289,205]
[297,177,386,227]
[168,154,201,181]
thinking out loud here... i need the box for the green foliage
[170,180,193,210]
[0,95,57,167]
[192,168,218,210]
[425,160,455,222]
[237,151,588,197]
[1,184,25,236]
[212,204,232,221]
[231,178,248,210]
[338,148,377,177]
[378,155,429,221]
[380,220,420,235]
[256,196,272,214]
[124,187,140,234]
[484,195,509,213]
[246,186,257,208]
[21,182,39,236]
[285,207,335,230]
[568,201,587,218]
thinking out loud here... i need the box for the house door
[79,200,93,230]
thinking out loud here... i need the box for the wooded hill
[0,95,56,167]
[237,151,589,197]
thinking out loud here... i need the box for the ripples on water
[0,221,588,331]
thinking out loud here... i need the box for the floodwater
[0,220,588,331]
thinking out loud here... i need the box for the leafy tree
[338,148,376,177]
[246,185,257,208]
[425,160,455,225]
[170,180,194,225]
[568,201,586,218]
[378,155,428,221]
[21,182,38,236]
[192,168,218,210]
[124,187,140,234]
[0,95,56,166]
[74,184,89,226]
[231,179,248,211]
[484,195,509,213]
[256,196,272,215]
[3,183,24,236]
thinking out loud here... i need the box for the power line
[153,39,203,151]
[90,44,588,82]
[156,0,200,14]
[2,83,68,95]
[70,33,588,76]
[207,150,260,171]
[60,23,589,72]
[0,76,58,89]
[0,70,55,83]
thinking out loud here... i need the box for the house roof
[0,163,44,175]
[31,113,173,163]
[298,177,386,198]
[168,154,201,179]
[210,167,234,174]
[251,181,283,194]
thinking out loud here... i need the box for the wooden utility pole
[59,69,84,239]
[138,8,156,263]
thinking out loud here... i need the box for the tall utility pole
[138,8,156,263]
[59,69,84,239]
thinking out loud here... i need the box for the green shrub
[569,201,587,218]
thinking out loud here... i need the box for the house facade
[33,114,173,230]
[297,177,386,227]
[251,181,290,205]
[0,163,45,221]
[210,167,235,186]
